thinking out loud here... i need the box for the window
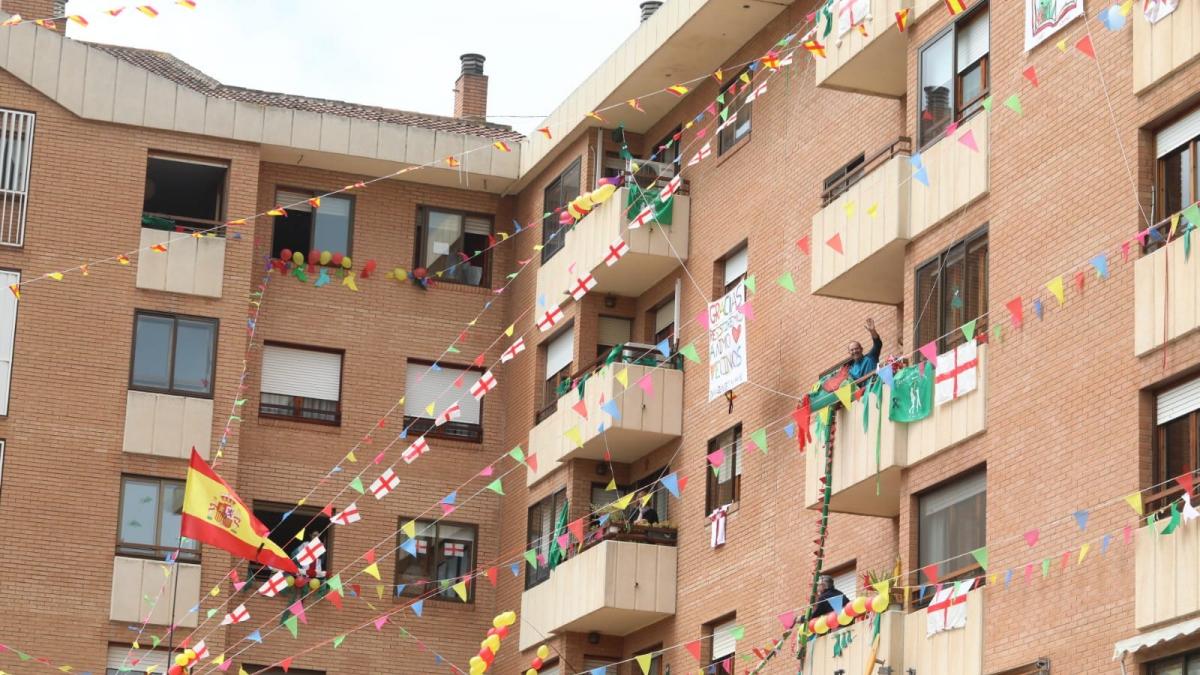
[142,154,227,234]
[822,152,866,206]
[918,471,986,585]
[396,519,477,602]
[0,439,5,498]
[705,425,742,513]
[525,488,567,589]
[653,294,676,345]
[596,316,632,358]
[918,4,989,147]
[0,268,17,415]
[250,503,331,578]
[718,68,753,154]
[415,207,493,287]
[914,228,988,355]
[1152,377,1200,511]
[107,646,168,675]
[403,361,484,442]
[1156,107,1200,227]
[827,563,858,598]
[270,189,353,259]
[259,344,342,424]
[117,476,199,563]
[634,468,670,523]
[705,615,738,666]
[1148,648,1200,675]
[130,312,218,397]
[539,660,561,675]
[721,245,748,294]
[581,658,619,675]
[0,109,34,246]
[654,125,683,171]
[541,326,575,419]
[541,158,582,262]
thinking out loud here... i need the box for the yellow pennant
[640,493,652,507]
[425,402,436,416]
[347,451,357,463]
[843,201,855,218]
[505,324,514,337]
[212,655,225,666]
[565,426,583,448]
[1120,0,1133,15]
[376,584,386,599]
[606,479,617,491]
[452,581,469,601]
[1056,39,1067,52]
[402,520,416,538]
[533,244,544,251]
[241,668,250,675]
[48,272,63,281]
[1046,276,1065,306]
[209,586,220,597]
[133,641,140,650]
[1170,214,1180,239]
[294,527,305,541]
[1125,492,1144,515]
[616,368,629,388]
[613,493,634,510]
[867,203,878,218]
[1078,542,1091,564]
[363,563,381,580]
[834,381,853,408]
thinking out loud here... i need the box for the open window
[402,361,484,442]
[596,316,632,359]
[719,244,748,295]
[250,503,331,579]
[0,268,17,415]
[541,158,582,262]
[117,475,199,563]
[652,293,676,346]
[1151,377,1200,513]
[705,425,742,513]
[914,227,988,354]
[270,189,353,259]
[917,470,986,590]
[704,614,738,667]
[415,207,493,287]
[918,3,989,147]
[395,519,477,602]
[259,344,342,425]
[540,325,575,421]
[142,154,228,234]
[1153,107,1200,244]
[525,488,567,589]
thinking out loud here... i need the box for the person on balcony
[848,318,882,383]
[813,575,850,627]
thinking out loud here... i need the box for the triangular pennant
[971,546,988,571]
[679,343,701,363]
[486,478,504,495]
[961,319,977,342]
[1046,276,1065,306]
[826,233,844,254]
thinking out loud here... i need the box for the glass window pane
[1152,658,1184,675]
[960,62,985,109]
[132,315,173,390]
[312,197,351,255]
[1163,417,1192,482]
[920,480,986,579]
[172,319,215,394]
[915,262,940,355]
[436,533,473,599]
[159,482,186,548]
[941,249,967,349]
[424,211,463,272]
[1162,149,1185,219]
[920,33,954,144]
[120,479,160,547]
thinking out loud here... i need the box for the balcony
[902,585,985,675]
[815,0,912,97]
[804,381,907,517]
[135,225,226,298]
[535,184,690,304]
[122,390,213,460]
[910,111,989,239]
[807,610,905,673]
[811,139,912,304]
[527,352,683,486]
[1135,510,1200,629]
[1133,1,1199,93]
[1134,231,1200,355]
[110,556,201,627]
[518,538,676,650]
[906,344,988,465]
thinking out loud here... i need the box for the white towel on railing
[709,506,730,548]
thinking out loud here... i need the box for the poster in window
[707,281,748,401]
[1143,0,1179,23]
[1025,0,1084,50]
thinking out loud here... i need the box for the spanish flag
[181,449,298,574]
[944,0,967,15]
[665,84,689,96]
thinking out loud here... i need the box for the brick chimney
[454,53,488,122]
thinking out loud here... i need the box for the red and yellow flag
[493,140,511,152]
[445,155,460,168]
[536,127,552,139]
[626,98,644,112]
[137,5,159,17]
[266,206,286,217]
[176,0,196,8]
[895,8,910,31]
[181,449,298,574]
[68,15,89,26]
[1,15,22,27]
[944,0,967,15]
[666,84,689,97]
[105,7,126,16]
[803,39,826,58]
[306,197,321,208]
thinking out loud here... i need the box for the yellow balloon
[492,615,505,629]
[319,250,332,265]
[871,593,890,613]
[838,611,853,626]
[591,183,617,204]
[813,617,829,635]
[575,194,594,210]
[341,255,353,269]
[851,596,869,615]
[292,251,304,266]
[526,670,537,675]
[284,575,295,587]
[500,610,517,627]
[536,645,550,660]
[567,203,583,220]
[175,654,190,667]
[484,635,501,652]
[470,665,486,675]
[469,656,485,668]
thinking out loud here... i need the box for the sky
[61,0,644,135]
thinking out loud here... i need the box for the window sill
[428,279,496,295]
[129,386,214,401]
[715,133,752,167]
[258,411,341,427]
[256,416,344,434]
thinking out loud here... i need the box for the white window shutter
[275,190,314,212]
[712,619,737,659]
[655,298,676,334]
[107,647,169,671]
[1158,107,1200,158]
[404,363,482,424]
[0,269,17,416]
[956,11,989,71]
[545,327,574,379]
[724,246,748,286]
[1158,377,1200,424]
[920,472,986,517]
[0,109,34,246]
[832,568,857,598]
[261,345,341,401]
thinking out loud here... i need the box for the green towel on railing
[626,184,673,226]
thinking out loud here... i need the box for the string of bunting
[0,0,197,29]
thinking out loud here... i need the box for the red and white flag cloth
[370,468,399,498]
[295,538,326,568]
[500,338,526,363]
[537,306,564,332]
[401,437,429,464]
[470,371,497,400]
[709,505,729,548]
[716,112,740,135]
[687,142,713,167]
[927,579,975,636]
[659,174,682,202]
[259,571,287,597]
[630,205,656,229]
[221,604,250,625]
[192,640,209,661]
[745,82,768,103]
[604,238,630,267]
[570,274,597,301]
[330,502,361,525]
[444,542,466,557]
[436,403,462,426]
[934,339,978,405]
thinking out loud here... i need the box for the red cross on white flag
[436,403,462,426]
[688,142,713,167]
[295,538,326,567]
[500,338,526,363]
[331,502,361,525]
[193,640,209,660]
[934,339,979,405]
[570,275,597,301]
[401,437,429,464]
[630,205,655,229]
[604,238,630,267]
[926,578,974,636]
[443,542,466,557]
[537,306,564,332]
[259,571,287,597]
[470,371,497,400]
[221,604,250,625]
[659,174,682,202]
[370,468,399,499]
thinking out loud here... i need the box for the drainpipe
[593,127,603,190]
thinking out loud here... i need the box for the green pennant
[1004,94,1023,116]
[206,607,217,619]
[679,343,701,363]
[1187,229,1193,260]
[327,574,343,592]
[234,398,246,406]
[961,319,977,342]
[16,651,30,661]
[970,546,988,571]
[750,427,768,454]
[524,549,539,568]
[486,478,504,495]
[284,615,299,638]
[507,272,519,280]
[731,625,745,640]
[717,93,726,106]
[151,636,161,649]
[509,446,525,463]
[776,271,796,292]
[399,628,410,638]
[349,477,365,494]
[744,274,757,293]
[1041,558,1050,578]
[992,324,1003,343]
[1184,203,1200,227]
[981,95,993,112]
[447,346,460,354]
[333,634,346,649]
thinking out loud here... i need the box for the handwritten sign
[708,282,748,401]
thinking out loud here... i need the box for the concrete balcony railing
[1134,233,1200,355]
[536,186,690,304]
[136,227,226,298]
[804,382,907,517]
[110,556,201,627]
[910,112,989,239]
[527,359,683,486]
[122,390,214,460]
[807,610,905,673]
[811,139,911,304]
[1135,512,1200,629]
[906,344,988,465]
[518,539,676,650]
[903,586,985,675]
[1133,1,1199,93]
[815,0,913,97]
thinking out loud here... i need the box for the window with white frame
[918,471,986,586]
[0,109,34,246]
[1156,107,1200,228]
[707,616,738,666]
[403,361,483,441]
[259,344,342,424]
[0,269,17,415]
[0,439,6,499]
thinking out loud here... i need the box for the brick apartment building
[3,0,1200,673]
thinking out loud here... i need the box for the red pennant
[825,233,843,254]
[921,563,940,585]
[677,475,689,493]
[364,548,376,563]
[918,341,938,364]
[1023,66,1039,87]
[572,399,589,419]
[280,658,293,673]
[1075,34,1095,59]
[328,590,343,609]
[352,583,362,597]
[567,518,585,543]
[473,353,486,368]
[1006,297,1024,329]
[1060,550,1071,570]
[792,397,813,453]
[454,373,465,388]
[684,640,702,662]
[1177,473,1195,496]
[1073,270,1086,294]
[486,567,498,586]
[458,329,469,342]
[796,236,811,255]
[526,454,538,473]
[320,503,333,517]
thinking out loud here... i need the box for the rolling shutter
[832,568,857,598]
[108,647,168,672]
[597,317,631,347]
[0,270,15,416]
[1157,107,1200,158]
[275,190,314,212]
[956,10,989,71]
[261,345,341,401]
[464,215,492,235]
[545,327,574,379]
[1158,377,1200,424]
[921,472,986,516]
[581,658,617,674]
[723,246,748,287]
[655,298,676,334]
[404,363,482,424]
[712,618,738,659]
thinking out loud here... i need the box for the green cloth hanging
[889,365,934,423]
[626,184,673,225]
[548,499,570,570]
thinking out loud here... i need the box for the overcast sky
[62,0,643,135]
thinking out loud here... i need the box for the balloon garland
[468,611,516,675]
[524,644,552,675]
[804,588,889,637]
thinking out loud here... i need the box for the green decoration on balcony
[888,365,933,423]
[626,184,673,226]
